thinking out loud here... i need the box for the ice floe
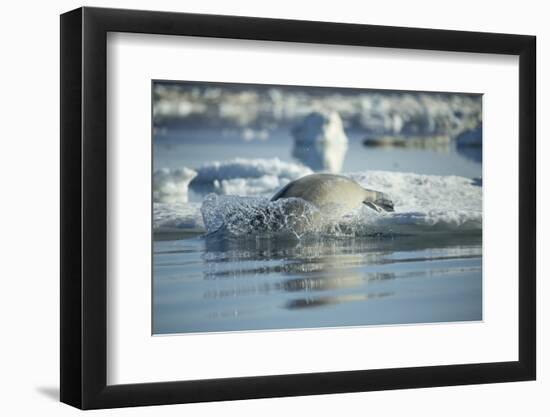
[153,167,197,203]
[292,111,348,173]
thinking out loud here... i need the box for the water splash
[200,193,399,238]
[154,170,482,238]
[201,194,324,238]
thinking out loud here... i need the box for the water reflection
[198,234,482,314]
[360,125,483,165]
[292,140,348,173]
[202,233,481,263]
[153,233,482,333]
[455,125,482,163]
[456,145,482,163]
[363,135,451,153]
[286,292,394,309]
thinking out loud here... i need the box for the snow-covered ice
[153,167,197,203]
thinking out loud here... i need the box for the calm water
[154,234,481,334]
[153,128,482,181]
[152,128,482,335]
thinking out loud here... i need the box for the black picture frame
[60,6,536,410]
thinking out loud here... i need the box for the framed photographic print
[60,6,536,409]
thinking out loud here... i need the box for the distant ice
[241,128,269,141]
[153,84,482,140]
[292,111,348,173]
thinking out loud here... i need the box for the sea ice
[153,167,197,203]
[291,111,348,173]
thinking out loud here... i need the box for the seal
[271,173,394,214]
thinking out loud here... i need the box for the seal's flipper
[363,201,383,213]
[363,191,394,213]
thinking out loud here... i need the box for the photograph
[152,81,483,335]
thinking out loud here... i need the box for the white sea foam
[153,169,481,237]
